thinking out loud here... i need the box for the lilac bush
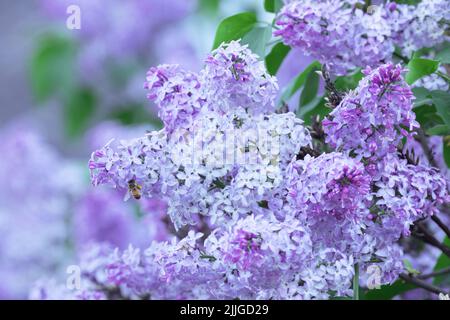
[0,0,444,301]
[322,64,418,162]
[33,40,449,299]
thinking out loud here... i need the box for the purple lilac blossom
[275,0,394,75]
[287,152,371,221]
[92,42,311,229]
[144,64,205,133]
[388,0,450,57]
[47,42,450,300]
[201,41,279,115]
[32,216,352,300]
[323,63,418,163]
[275,0,449,74]
[374,155,448,237]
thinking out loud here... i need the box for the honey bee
[128,179,142,200]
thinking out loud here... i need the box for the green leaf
[433,237,450,285]
[426,125,450,136]
[264,0,284,13]
[64,87,96,138]
[30,34,76,103]
[363,281,416,300]
[405,58,440,85]
[436,46,450,64]
[335,69,363,91]
[212,12,257,49]
[265,43,290,76]
[241,25,272,59]
[414,103,443,132]
[393,0,421,5]
[108,103,163,129]
[331,296,352,300]
[279,61,321,105]
[431,90,450,127]
[412,87,433,107]
[444,141,450,168]
[299,68,320,107]
[297,96,329,125]
[403,259,420,276]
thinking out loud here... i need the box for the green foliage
[393,0,421,4]
[212,12,274,59]
[296,68,329,125]
[297,97,328,125]
[241,25,272,58]
[279,61,321,105]
[64,87,96,138]
[412,88,450,136]
[415,103,445,135]
[403,259,420,276]
[435,44,450,64]
[363,281,416,300]
[30,34,76,103]
[443,140,450,168]
[431,90,450,127]
[264,0,284,13]
[212,12,258,49]
[405,58,440,85]
[412,87,433,107]
[265,43,291,76]
[299,68,320,107]
[108,104,163,129]
[426,125,450,136]
[334,69,363,91]
[433,237,450,285]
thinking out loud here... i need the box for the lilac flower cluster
[322,64,448,237]
[388,0,450,56]
[275,0,449,74]
[38,44,448,300]
[200,41,279,115]
[144,64,205,132]
[91,42,310,229]
[374,155,448,237]
[287,152,406,286]
[323,64,418,162]
[287,153,371,221]
[33,216,353,300]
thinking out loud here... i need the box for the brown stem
[413,224,450,258]
[83,272,129,300]
[322,64,344,108]
[416,129,439,169]
[400,273,448,295]
[431,215,450,239]
[417,267,450,280]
